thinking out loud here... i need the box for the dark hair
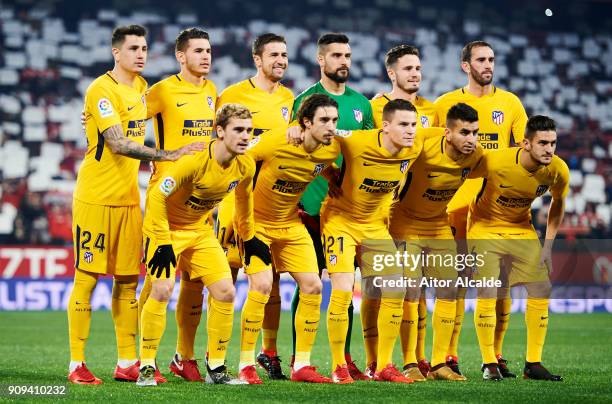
[461,40,493,62]
[382,99,417,122]
[297,94,339,129]
[446,103,479,127]
[525,115,556,140]
[252,33,286,56]
[317,32,349,52]
[385,45,420,68]
[111,25,147,48]
[175,27,209,52]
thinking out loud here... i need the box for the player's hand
[166,142,207,161]
[243,236,272,266]
[539,243,553,274]
[148,244,177,278]
[328,181,342,198]
[286,125,305,146]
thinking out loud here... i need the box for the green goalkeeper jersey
[293,81,374,216]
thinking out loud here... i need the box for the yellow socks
[262,279,281,353]
[175,278,204,360]
[327,290,352,370]
[376,298,403,371]
[140,296,169,367]
[525,298,549,362]
[67,269,98,362]
[400,300,419,367]
[474,298,497,364]
[239,290,269,368]
[431,299,456,367]
[447,296,465,358]
[294,292,322,368]
[416,295,427,361]
[361,297,380,366]
[494,297,512,357]
[208,298,234,369]
[111,277,138,362]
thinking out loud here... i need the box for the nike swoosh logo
[195,185,207,190]
[329,312,343,316]
[245,319,259,323]
[251,111,260,114]
[218,339,230,344]
[541,316,548,320]
[363,162,375,166]
[143,338,156,341]
[175,361,184,371]
[192,304,202,309]
[278,165,291,170]
[127,105,136,111]
[428,174,440,178]
[177,102,188,107]
[392,314,402,318]
[305,320,319,324]
[479,314,494,318]
[363,327,376,332]
[500,184,513,188]
[500,312,510,317]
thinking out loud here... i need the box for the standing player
[290,33,374,380]
[215,33,294,379]
[388,103,482,382]
[323,99,421,384]
[368,44,437,377]
[137,104,271,386]
[67,25,203,384]
[133,27,218,382]
[434,40,528,376]
[237,94,340,384]
[467,115,566,381]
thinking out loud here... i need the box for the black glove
[147,244,176,278]
[243,236,272,266]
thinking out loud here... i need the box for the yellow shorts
[468,224,548,286]
[245,223,318,275]
[72,199,142,276]
[390,220,458,280]
[143,226,231,286]
[321,209,398,276]
[216,192,242,269]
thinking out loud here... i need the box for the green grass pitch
[0,311,611,403]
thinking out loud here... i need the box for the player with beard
[367,44,437,378]
[467,115,567,382]
[215,33,294,380]
[289,32,374,381]
[433,41,528,377]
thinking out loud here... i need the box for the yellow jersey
[76,72,147,206]
[247,129,341,228]
[468,147,569,230]
[371,94,437,129]
[322,129,424,222]
[217,79,294,136]
[391,128,485,226]
[146,73,217,184]
[143,141,256,244]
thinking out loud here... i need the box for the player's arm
[362,102,375,130]
[234,165,272,266]
[540,162,570,271]
[467,152,490,179]
[510,98,528,145]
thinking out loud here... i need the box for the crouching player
[468,115,567,381]
[137,104,271,386]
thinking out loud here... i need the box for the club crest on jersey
[207,96,214,110]
[98,98,114,118]
[329,254,337,265]
[492,110,504,125]
[353,109,363,123]
[420,116,430,128]
[400,160,410,173]
[312,163,325,176]
[535,184,549,197]
[281,106,289,122]
[227,180,239,193]
[83,251,94,264]
[461,168,470,180]
[160,177,176,196]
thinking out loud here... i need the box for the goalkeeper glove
[148,244,176,278]
[243,236,272,266]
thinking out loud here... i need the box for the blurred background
[0,0,610,311]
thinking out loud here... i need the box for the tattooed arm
[102,124,205,161]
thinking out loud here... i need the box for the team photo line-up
[67,23,568,386]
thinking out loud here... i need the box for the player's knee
[404,286,420,301]
[299,276,322,295]
[526,280,552,298]
[212,283,236,303]
[151,280,174,302]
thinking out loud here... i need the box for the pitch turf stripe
[94,131,104,161]
[75,225,81,269]
[157,113,165,149]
